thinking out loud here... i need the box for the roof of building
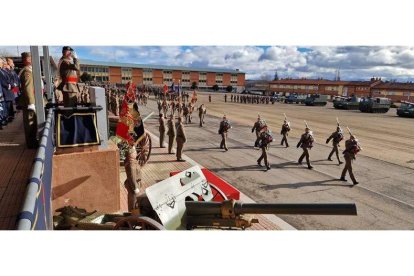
[77,58,244,74]
[372,82,414,90]
[270,78,383,86]
[269,79,348,85]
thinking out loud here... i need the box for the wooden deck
[0,111,37,230]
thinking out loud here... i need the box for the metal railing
[16,108,55,230]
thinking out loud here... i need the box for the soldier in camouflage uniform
[326,125,344,165]
[297,127,314,169]
[159,113,166,148]
[183,103,189,124]
[176,116,187,162]
[167,114,176,154]
[218,115,231,151]
[251,115,262,148]
[280,119,290,147]
[340,135,361,185]
[257,128,272,171]
[198,104,206,127]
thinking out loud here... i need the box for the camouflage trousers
[176,138,185,160]
[341,155,357,183]
[257,147,269,168]
[159,130,165,148]
[299,148,311,167]
[328,143,341,163]
[220,133,228,151]
[281,133,289,147]
[168,135,175,154]
[124,150,141,211]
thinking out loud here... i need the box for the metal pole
[30,46,45,126]
[42,46,52,100]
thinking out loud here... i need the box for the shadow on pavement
[260,179,351,190]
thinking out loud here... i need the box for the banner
[57,112,100,147]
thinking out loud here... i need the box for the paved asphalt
[139,99,414,230]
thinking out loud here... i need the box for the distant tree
[226,85,233,92]
[273,70,279,81]
[80,72,93,83]
[191,81,198,89]
[212,84,219,91]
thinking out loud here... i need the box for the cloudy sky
[1,46,414,81]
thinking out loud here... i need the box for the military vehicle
[359,97,391,113]
[305,94,328,106]
[397,101,414,118]
[333,96,360,110]
[285,94,306,104]
[53,166,357,230]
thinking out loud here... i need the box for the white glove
[27,104,36,111]
[72,51,78,59]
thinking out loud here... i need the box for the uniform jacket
[18,65,35,108]
[281,123,290,135]
[252,121,261,133]
[0,68,13,101]
[326,131,343,145]
[297,133,314,149]
[167,119,176,136]
[218,120,230,134]
[343,139,360,159]
[198,106,206,116]
[176,123,186,143]
[57,57,80,93]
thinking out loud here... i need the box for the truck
[284,94,306,104]
[305,94,328,106]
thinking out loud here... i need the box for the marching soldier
[183,103,189,124]
[124,145,141,211]
[167,114,176,154]
[297,126,314,169]
[209,94,212,102]
[176,116,187,162]
[18,52,39,149]
[157,99,162,114]
[170,100,176,116]
[326,124,344,165]
[159,113,166,148]
[280,119,291,147]
[231,94,233,102]
[198,104,206,127]
[251,115,262,148]
[162,98,168,119]
[224,94,227,102]
[257,126,272,171]
[340,133,361,185]
[218,115,231,151]
[57,46,80,107]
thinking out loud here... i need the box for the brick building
[78,59,245,92]
[268,78,414,102]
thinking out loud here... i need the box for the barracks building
[78,59,246,92]
[268,78,414,102]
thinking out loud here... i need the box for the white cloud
[2,45,414,81]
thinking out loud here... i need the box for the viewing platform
[0,111,37,230]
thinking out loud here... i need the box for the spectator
[6,58,20,100]
[0,58,13,124]
[19,52,39,149]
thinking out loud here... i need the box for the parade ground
[140,92,414,230]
